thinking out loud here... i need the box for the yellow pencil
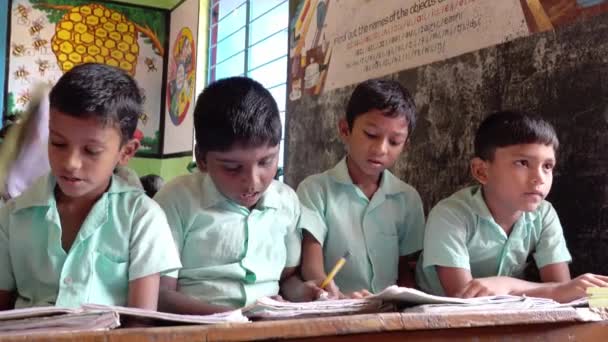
[320,251,350,289]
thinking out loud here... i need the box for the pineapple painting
[7,0,167,156]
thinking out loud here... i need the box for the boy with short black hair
[0,63,181,310]
[417,110,608,302]
[298,78,425,297]
[156,77,320,314]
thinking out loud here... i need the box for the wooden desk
[1,308,607,341]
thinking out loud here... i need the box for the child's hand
[316,279,344,299]
[345,289,372,299]
[294,280,325,301]
[553,273,608,303]
[457,277,512,298]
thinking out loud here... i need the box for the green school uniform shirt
[297,158,425,293]
[154,172,302,308]
[0,173,182,308]
[416,185,572,295]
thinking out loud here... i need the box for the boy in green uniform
[298,79,425,297]
[0,63,181,310]
[417,111,608,302]
[156,77,321,314]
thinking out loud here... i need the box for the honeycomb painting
[7,0,168,156]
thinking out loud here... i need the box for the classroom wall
[286,1,608,276]
[128,0,208,181]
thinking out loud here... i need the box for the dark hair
[345,79,416,134]
[140,174,164,198]
[194,77,281,157]
[49,63,143,143]
[474,111,559,161]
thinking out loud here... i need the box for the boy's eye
[515,160,529,167]
[85,148,102,156]
[389,140,403,147]
[50,141,66,147]
[543,163,555,171]
[259,157,274,167]
[364,131,377,138]
[223,165,240,172]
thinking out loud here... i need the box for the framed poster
[162,0,198,156]
[6,0,169,157]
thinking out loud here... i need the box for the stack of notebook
[0,305,249,337]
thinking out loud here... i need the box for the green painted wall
[115,0,180,9]
[129,156,193,180]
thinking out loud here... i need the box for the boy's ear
[470,157,489,184]
[338,118,350,141]
[118,139,140,166]
[194,143,207,172]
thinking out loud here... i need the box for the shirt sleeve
[422,202,471,270]
[398,189,426,256]
[0,206,15,291]
[296,178,329,246]
[284,196,303,268]
[153,186,186,278]
[533,203,572,268]
[128,196,182,280]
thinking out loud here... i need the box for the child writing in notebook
[0,63,181,310]
[155,77,322,315]
[297,79,425,298]
[416,111,608,302]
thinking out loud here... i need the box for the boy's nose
[371,140,388,155]
[65,151,82,171]
[242,168,262,189]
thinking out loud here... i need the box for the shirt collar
[13,172,139,212]
[328,157,405,196]
[469,185,538,224]
[198,172,280,210]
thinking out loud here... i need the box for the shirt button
[64,277,73,285]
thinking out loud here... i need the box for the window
[208,0,289,179]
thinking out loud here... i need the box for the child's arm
[438,266,537,297]
[397,188,425,289]
[279,267,324,302]
[0,290,15,310]
[397,255,417,288]
[127,273,160,310]
[509,263,608,303]
[301,231,342,297]
[158,276,233,314]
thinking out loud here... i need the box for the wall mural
[7,0,168,156]
[162,0,198,156]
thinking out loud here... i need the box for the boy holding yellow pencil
[298,79,425,298]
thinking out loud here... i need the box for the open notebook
[243,285,588,319]
[0,304,249,336]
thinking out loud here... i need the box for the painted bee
[145,57,157,72]
[139,113,149,125]
[14,66,30,81]
[29,18,45,36]
[14,4,31,24]
[12,43,26,57]
[17,90,32,106]
[36,59,50,76]
[32,38,48,51]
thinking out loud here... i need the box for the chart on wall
[287,0,608,100]
[162,0,198,155]
[7,0,168,156]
